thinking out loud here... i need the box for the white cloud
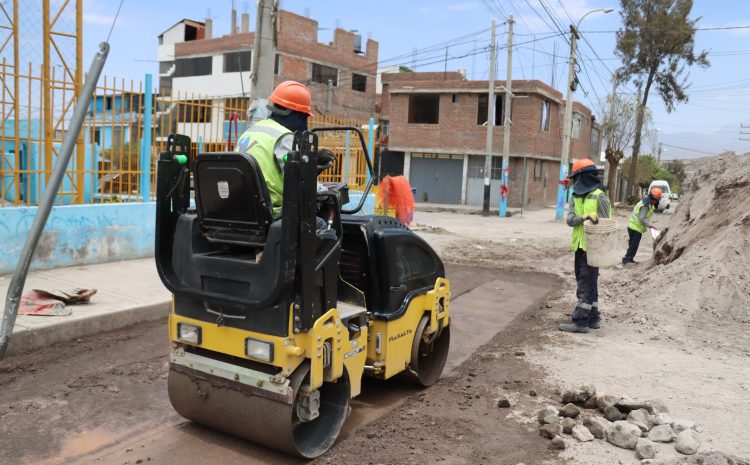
[447,2,482,12]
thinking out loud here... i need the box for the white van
[648,180,671,212]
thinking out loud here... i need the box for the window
[534,160,543,181]
[476,94,503,126]
[351,73,367,92]
[274,54,281,75]
[312,63,338,85]
[174,56,212,77]
[408,94,440,124]
[381,120,389,136]
[224,98,248,121]
[467,155,502,180]
[223,51,251,73]
[572,113,583,139]
[452,94,458,103]
[541,100,550,132]
[178,99,212,123]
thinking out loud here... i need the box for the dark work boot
[559,322,589,333]
[622,258,638,266]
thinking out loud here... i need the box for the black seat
[193,152,274,246]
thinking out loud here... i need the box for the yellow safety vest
[628,199,654,234]
[570,188,606,252]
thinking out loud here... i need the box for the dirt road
[0,265,556,465]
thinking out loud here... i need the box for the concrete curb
[7,300,171,356]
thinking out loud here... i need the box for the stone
[628,409,653,432]
[497,397,511,408]
[583,395,599,410]
[572,425,594,442]
[636,438,657,460]
[366,432,377,439]
[675,430,700,455]
[672,419,696,434]
[561,403,582,418]
[596,394,620,411]
[529,389,538,397]
[550,436,566,450]
[647,424,676,443]
[562,385,597,404]
[603,405,624,422]
[537,406,560,424]
[106,385,120,393]
[649,412,674,428]
[616,398,656,414]
[606,420,642,450]
[561,418,577,434]
[583,416,610,439]
[540,424,562,439]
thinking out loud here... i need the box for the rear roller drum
[168,362,350,458]
[410,314,450,387]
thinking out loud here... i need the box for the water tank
[457,68,467,79]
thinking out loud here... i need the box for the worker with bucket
[560,159,612,334]
[622,187,662,265]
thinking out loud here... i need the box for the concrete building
[378,72,602,208]
[157,9,378,121]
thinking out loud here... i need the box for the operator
[559,159,612,334]
[234,80,335,221]
[622,187,662,265]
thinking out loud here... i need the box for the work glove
[585,213,599,224]
[317,149,336,173]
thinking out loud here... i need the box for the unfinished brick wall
[173,10,378,120]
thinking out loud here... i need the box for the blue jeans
[573,249,600,327]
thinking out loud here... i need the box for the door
[409,156,462,204]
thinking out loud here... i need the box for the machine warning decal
[343,346,365,359]
[388,328,412,343]
[217,180,229,199]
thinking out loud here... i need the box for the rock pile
[537,385,702,460]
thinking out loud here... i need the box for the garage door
[409,156,463,204]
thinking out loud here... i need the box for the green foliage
[621,155,682,193]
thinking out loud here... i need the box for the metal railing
[0,72,372,207]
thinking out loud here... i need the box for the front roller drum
[410,315,451,387]
[168,362,350,458]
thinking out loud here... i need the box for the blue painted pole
[555,162,568,220]
[344,130,350,185]
[140,73,153,201]
[499,162,508,217]
[198,135,203,154]
[367,117,374,186]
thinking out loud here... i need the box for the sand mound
[605,153,750,343]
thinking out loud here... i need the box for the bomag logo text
[388,328,412,342]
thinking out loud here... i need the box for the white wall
[161,24,186,46]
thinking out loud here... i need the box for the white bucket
[584,219,620,268]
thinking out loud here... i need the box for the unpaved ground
[0,265,556,465]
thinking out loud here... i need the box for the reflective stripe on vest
[570,188,604,252]
[234,118,291,219]
[627,199,654,233]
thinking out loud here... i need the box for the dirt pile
[607,153,750,345]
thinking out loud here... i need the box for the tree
[615,0,709,198]
[600,84,652,201]
[621,154,682,195]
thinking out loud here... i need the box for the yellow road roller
[154,129,451,458]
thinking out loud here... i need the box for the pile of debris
[537,385,702,460]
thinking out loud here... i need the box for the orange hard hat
[268,80,313,116]
[570,158,597,177]
[650,187,663,200]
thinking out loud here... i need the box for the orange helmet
[268,80,313,116]
[570,158,597,177]
[650,187,663,200]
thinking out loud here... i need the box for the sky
[83,0,750,159]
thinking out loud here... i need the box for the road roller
[154,129,451,458]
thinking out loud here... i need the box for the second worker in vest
[235,80,335,223]
[622,188,662,265]
[560,159,612,334]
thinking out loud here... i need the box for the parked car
[649,180,672,212]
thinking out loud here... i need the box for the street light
[555,7,615,220]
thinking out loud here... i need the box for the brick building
[157,9,378,120]
[378,72,602,208]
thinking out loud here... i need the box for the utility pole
[482,20,496,216]
[554,24,580,221]
[248,0,278,123]
[326,79,333,112]
[499,16,513,217]
[607,75,618,201]
[657,142,663,165]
